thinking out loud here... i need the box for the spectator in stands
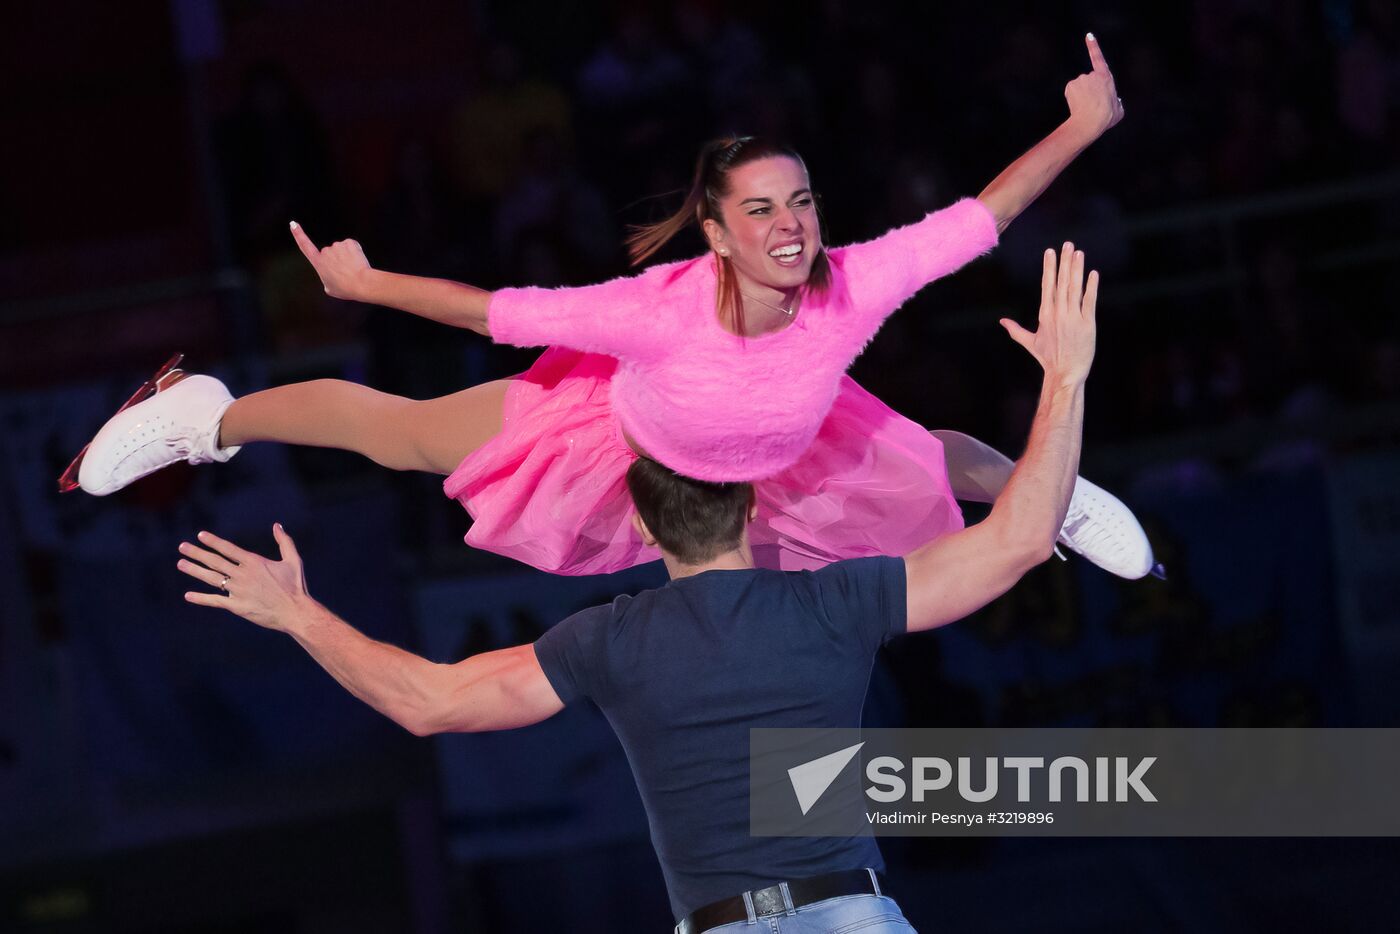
[448,42,572,201]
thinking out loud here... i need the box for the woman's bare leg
[931,429,1015,503]
[218,378,511,475]
[935,428,1162,579]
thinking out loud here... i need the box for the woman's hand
[1000,242,1098,388]
[975,34,1123,231]
[178,525,312,633]
[290,221,374,302]
[1064,33,1124,141]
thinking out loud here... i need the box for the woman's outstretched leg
[933,427,1159,579]
[219,378,511,475]
[932,429,1015,503]
[72,367,511,495]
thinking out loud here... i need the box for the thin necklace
[740,289,797,317]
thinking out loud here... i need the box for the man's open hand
[1000,241,1099,387]
[178,524,311,633]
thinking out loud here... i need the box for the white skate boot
[1057,476,1164,580]
[61,355,242,496]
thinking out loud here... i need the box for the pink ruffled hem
[443,347,964,576]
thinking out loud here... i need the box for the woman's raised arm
[291,221,672,359]
[291,221,494,336]
[975,33,1124,233]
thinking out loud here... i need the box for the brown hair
[625,136,831,337]
[626,456,754,565]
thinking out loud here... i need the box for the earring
[718,248,729,256]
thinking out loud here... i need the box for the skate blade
[57,353,186,493]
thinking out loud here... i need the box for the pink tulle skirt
[443,347,964,575]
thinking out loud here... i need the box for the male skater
[177,244,1101,933]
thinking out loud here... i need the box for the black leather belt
[677,868,884,934]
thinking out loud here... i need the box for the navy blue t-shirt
[532,556,907,921]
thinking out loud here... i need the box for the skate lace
[1058,508,1124,556]
[116,422,197,473]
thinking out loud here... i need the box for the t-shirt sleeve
[811,555,909,656]
[532,605,612,705]
[827,197,998,343]
[487,266,670,361]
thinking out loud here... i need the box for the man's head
[626,456,756,566]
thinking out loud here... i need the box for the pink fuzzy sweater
[487,197,999,482]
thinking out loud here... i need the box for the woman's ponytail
[625,184,705,267]
[625,138,740,267]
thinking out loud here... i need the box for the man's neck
[663,542,755,580]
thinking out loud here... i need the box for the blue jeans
[685,894,917,933]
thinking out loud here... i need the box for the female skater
[67,35,1154,578]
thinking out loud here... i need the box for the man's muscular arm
[904,242,1097,632]
[176,526,563,735]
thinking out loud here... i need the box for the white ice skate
[1057,476,1165,580]
[60,354,242,496]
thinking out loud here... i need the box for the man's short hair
[625,457,754,564]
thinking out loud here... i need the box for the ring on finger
[219,575,230,593]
